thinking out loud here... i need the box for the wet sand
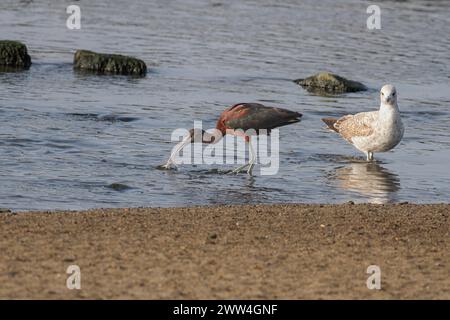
[0,204,448,299]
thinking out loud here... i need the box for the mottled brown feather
[322,118,339,133]
[333,112,377,142]
[322,112,377,143]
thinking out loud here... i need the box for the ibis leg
[230,162,250,174]
[247,139,256,175]
[229,140,251,174]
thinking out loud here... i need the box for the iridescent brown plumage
[217,103,302,136]
[163,103,302,174]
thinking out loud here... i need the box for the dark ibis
[163,103,302,174]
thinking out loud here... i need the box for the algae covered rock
[0,40,32,70]
[294,72,367,94]
[73,50,147,76]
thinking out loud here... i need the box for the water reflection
[331,162,401,204]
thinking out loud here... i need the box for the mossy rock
[73,50,147,76]
[0,40,32,70]
[294,72,367,95]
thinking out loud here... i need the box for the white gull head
[380,84,397,106]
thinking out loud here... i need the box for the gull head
[380,84,397,105]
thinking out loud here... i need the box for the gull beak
[162,135,191,169]
[386,96,393,104]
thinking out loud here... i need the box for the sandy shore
[0,204,448,299]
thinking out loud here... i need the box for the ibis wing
[223,103,301,132]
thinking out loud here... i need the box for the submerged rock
[294,72,367,94]
[73,50,147,76]
[107,183,133,192]
[98,114,139,123]
[0,40,32,70]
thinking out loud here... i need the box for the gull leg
[247,138,256,175]
[365,151,374,161]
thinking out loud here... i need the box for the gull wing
[334,111,378,142]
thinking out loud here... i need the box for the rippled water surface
[1,0,449,210]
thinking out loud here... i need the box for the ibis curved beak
[162,135,191,169]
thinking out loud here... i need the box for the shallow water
[1,0,449,211]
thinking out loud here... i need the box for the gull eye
[393,92,396,96]
[381,92,384,96]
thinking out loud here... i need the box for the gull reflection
[332,162,400,204]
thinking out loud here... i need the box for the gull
[322,84,404,161]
